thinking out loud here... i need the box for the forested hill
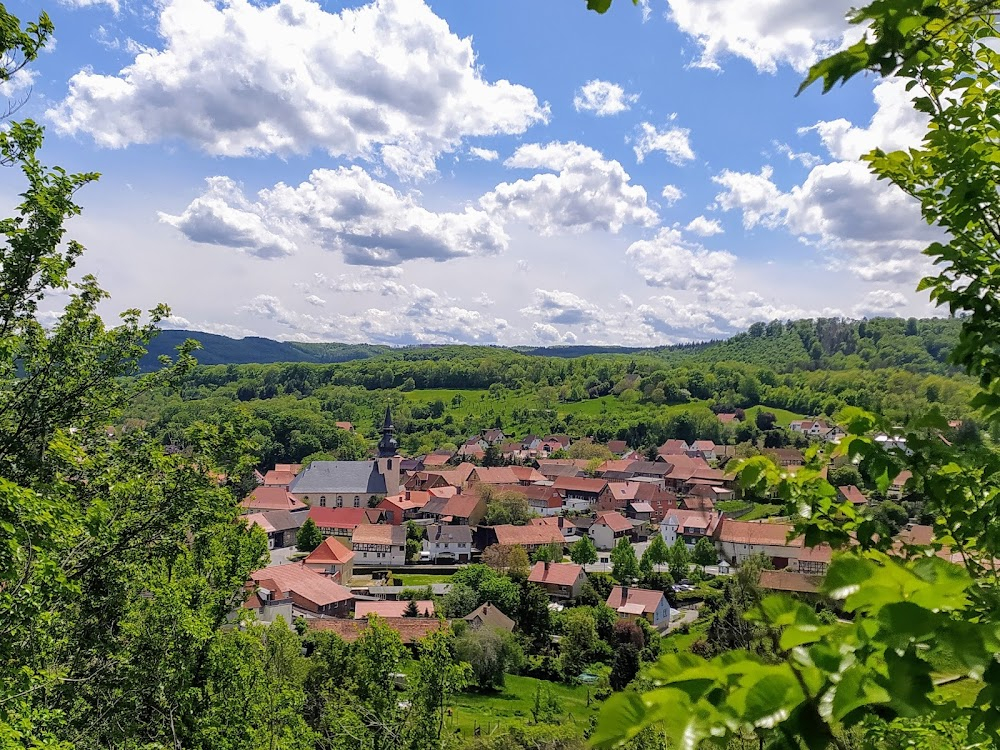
[140,330,389,369]
[143,317,962,374]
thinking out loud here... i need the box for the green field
[743,405,805,427]
[394,574,454,587]
[443,674,603,737]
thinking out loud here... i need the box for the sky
[6,0,942,346]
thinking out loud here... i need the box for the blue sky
[6,0,939,345]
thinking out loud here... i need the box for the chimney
[544,561,550,573]
[622,585,628,602]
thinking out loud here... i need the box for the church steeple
[378,406,398,457]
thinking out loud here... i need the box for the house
[759,570,821,595]
[508,466,547,485]
[351,524,408,567]
[545,434,572,450]
[521,435,542,451]
[493,484,563,516]
[790,419,831,437]
[792,544,833,575]
[289,408,402,506]
[250,563,353,617]
[823,425,847,444]
[482,428,506,445]
[660,510,721,548]
[425,524,473,563]
[606,586,671,627]
[528,561,587,600]
[596,459,638,480]
[261,463,303,487]
[377,491,431,524]
[599,482,677,523]
[530,516,582,540]
[589,511,634,550]
[627,502,654,522]
[469,466,520,486]
[241,587,294,624]
[625,461,672,483]
[716,413,738,425]
[240,486,307,513]
[536,461,585,481]
[687,484,734,506]
[485,524,564,554]
[658,439,690,456]
[887,470,912,500]
[308,507,382,539]
[457,443,486,461]
[713,519,800,568]
[464,602,515,632]
[422,452,454,468]
[419,493,486,526]
[245,509,306,549]
[354,600,435,618]
[552,476,612,511]
[765,448,805,467]
[303,536,355,582]
[335,421,353,432]
[309,617,449,644]
[607,440,629,456]
[837,485,867,506]
[689,441,717,462]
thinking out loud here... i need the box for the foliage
[559,609,602,679]
[871,499,909,535]
[482,544,531,578]
[441,582,480,618]
[481,489,537,526]
[692,536,718,567]
[609,644,641,691]
[667,538,691,577]
[610,536,640,583]
[642,533,670,567]
[456,627,525,690]
[570,535,598,565]
[532,541,564,563]
[452,564,522,614]
[516,582,554,650]
[296,516,323,552]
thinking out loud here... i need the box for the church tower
[376,406,401,495]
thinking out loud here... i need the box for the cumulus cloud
[304,294,326,307]
[633,121,695,164]
[49,0,548,178]
[853,289,908,317]
[0,69,37,99]
[481,141,659,234]
[625,228,736,290]
[665,0,856,73]
[521,288,601,326]
[161,166,508,265]
[685,215,724,236]
[573,79,639,116]
[469,147,499,161]
[660,184,685,205]
[773,141,822,168]
[61,0,120,12]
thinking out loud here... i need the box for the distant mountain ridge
[142,317,962,374]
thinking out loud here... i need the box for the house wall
[427,539,471,563]
[303,559,353,582]
[354,544,406,567]
[718,540,801,567]
[589,524,616,551]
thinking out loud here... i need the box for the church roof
[289,461,387,495]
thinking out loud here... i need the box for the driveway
[663,605,700,633]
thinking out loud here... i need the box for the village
[239,407,923,642]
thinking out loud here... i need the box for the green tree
[402,599,419,617]
[531,541,563,563]
[872,499,909,536]
[828,463,865,489]
[610,536,640,583]
[440,582,479,618]
[570,535,598,565]
[516,582,553,650]
[559,608,601,679]
[692,536,718,567]
[296,517,323,552]
[643,533,670,566]
[455,627,523,690]
[481,489,536,525]
[609,644,640,691]
[406,629,471,749]
[666,538,691,577]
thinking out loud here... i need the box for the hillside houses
[528,561,587,599]
[589,511,634,550]
[251,564,353,617]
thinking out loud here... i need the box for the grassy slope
[445,675,602,737]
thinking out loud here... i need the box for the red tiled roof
[494,524,564,546]
[245,513,276,534]
[508,466,547,483]
[717,413,738,424]
[423,452,454,466]
[609,482,643,501]
[715,519,798,547]
[274,463,303,473]
[308,506,371,529]
[664,509,719,532]
[607,440,628,453]
[351,524,405,546]
[250,563,353,606]
[892,470,913,488]
[528,561,585,587]
[305,536,354,565]
[606,586,666,614]
[659,439,689,455]
[594,511,632,533]
[241,486,306,512]
[897,523,933,545]
[552,476,609,494]
[760,570,821,593]
[597,460,635,475]
[309,617,449,643]
[838,485,867,505]
[473,467,520,484]
[693,440,716,451]
[335,421,353,431]
[262,470,298,486]
[796,544,833,564]
[354,600,435,618]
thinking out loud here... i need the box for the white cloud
[685,215,724,236]
[304,294,326,307]
[802,78,928,160]
[633,121,695,164]
[481,141,659,234]
[0,69,37,99]
[61,0,120,13]
[469,147,499,161]
[521,288,601,326]
[773,141,822,168]
[660,184,685,205]
[853,289,908,316]
[713,160,937,281]
[573,79,639,116]
[162,166,508,265]
[665,0,856,73]
[625,228,736,290]
[49,0,548,178]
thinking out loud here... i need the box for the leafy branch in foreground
[595,1,1000,747]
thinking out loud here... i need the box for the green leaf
[827,665,891,722]
[586,0,613,12]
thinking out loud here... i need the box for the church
[288,407,401,509]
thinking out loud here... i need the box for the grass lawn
[744,405,805,427]
[739,503,783,520]
[394,574,453,587]
[444,674,602,739]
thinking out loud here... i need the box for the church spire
[378,406,398,457]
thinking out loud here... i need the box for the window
[353,496,360,508]
[387,459,392,470]
[319,496,327,507]
[336,495,343,508]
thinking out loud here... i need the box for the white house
[424,524,473,563]
[351,524,407,567]
[660,510,720,549]
[606,586,671,627]
[588,511,633,551]
[713,519,802,568]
